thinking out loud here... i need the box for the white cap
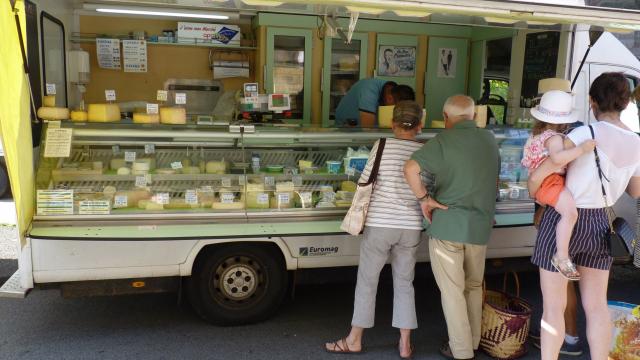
[530,90,579,124]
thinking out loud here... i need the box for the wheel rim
[210,255,267,309]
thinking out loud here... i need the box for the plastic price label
[112,145,120,155]
[278,193,290,204]
[154,193,170,205]
[185,190,198,205]
[221,192,235,204]
[135,176,147,188]
[221,177,232,187]
[257,193,269,204]
[114,195,128,208]
[175,93,186,105]
[46,83,56,95]
[157,90,168,102]
[105,90,116,101]
[146,103,159,114]
[171,161,183,170]
[264,176,275,187]
[144,144,155,154]
[124,151,136,162]
[292,175,303,187]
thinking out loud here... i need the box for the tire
[0,164,8,198]
[187,244,288,326]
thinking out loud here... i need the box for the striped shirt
[359,138,427,230]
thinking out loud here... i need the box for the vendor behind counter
[335,79,415,128]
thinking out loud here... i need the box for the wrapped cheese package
[133,113,160,124]
[160,107,187,124]
[110,158,127,170]
[246,184,270,209]
[37,107,69,120]
[88,103,121,122]
[70,110,88,122]
[206,160,227,174]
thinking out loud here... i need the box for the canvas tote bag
[340,138,386,236]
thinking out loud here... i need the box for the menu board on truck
[96,38,121,70]
[122,40,147,73]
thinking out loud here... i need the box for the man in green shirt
[404,95,499,360]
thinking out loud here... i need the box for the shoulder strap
[589,125,608,200]
[362,137,386,186]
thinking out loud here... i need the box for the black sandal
[325,338,363,355]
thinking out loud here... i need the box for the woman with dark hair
[528,72,640,360]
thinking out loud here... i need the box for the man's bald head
[443,95,475,127]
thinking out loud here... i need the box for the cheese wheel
[181,166,201,174]
[206,160,227,174]
[70,110,88,122]
[103,186,117,198]
[88,103,121,122]
[133,113,160,124]
[116,167,131,175]
[110,158,127,170]
[43,95,56,107]
[37,107,69,120]
[160,107,187,124]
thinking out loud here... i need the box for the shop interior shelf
[70,36,256,50]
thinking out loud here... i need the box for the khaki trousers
[429,237,487,359]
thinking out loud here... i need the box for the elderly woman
[325,101,425,359]
[528,72,640,360]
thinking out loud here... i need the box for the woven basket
[480,272,532,360]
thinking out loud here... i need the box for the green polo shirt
[411,120,500,245]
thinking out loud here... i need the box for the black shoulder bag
[589,125,636,260]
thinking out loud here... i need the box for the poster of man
[437,48,457,78]
[378,46,416,77]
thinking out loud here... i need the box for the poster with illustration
[437,48,457,78]
[377,46,416,77]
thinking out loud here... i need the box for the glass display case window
[329,38,361,121]
[273,35,305,119]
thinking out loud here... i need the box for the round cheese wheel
[70,110,88,122]
[160,107,187,124]
[133,113,160,124]
[43,95,56,107]
[116,167,131,175]
[37,106,69,120]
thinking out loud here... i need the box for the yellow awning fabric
[0,1,35,246]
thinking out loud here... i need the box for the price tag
[105,89,116,101]
[171,161,183,170]
[257,193,269,204]
[135,176,147,188]
[157,90,168,102]
[346,167,356,177]
[278,193,290,204]
[114,195,128,208]
[112,145,120,155]
[185,190,198,205]
[46,83,56,95]
[299,192,312,207]
[238,175,246,186]
[221,177,232,187]
[264,176,275,186]
[124,151,136,162]
[292,175,303,187]
[154,193,170,205]
[221,192,235,204]
[79,200,111,215]
[322,191,336,202]
[146,103,159,114]
[175,93,186,105]
[144,144,155,154]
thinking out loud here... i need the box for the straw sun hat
[530,90,579,124]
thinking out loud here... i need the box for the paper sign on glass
[44,128,73,158]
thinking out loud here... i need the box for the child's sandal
[551,255,581,281]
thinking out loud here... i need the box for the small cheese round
[116,167,131,175]
[37,107,69,120]
[70,110,88,122]
[160,107,187,124]
[43,95,56,107]
[133,113,160,124]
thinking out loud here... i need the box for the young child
[522,90,596,280]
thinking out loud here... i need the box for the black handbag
[589,126,636,259]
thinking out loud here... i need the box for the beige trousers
[429,237,487,359]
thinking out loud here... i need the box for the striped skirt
[531,207,613,272]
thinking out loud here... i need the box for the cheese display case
[33,122,533,222]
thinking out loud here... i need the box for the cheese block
[165,200,199,209]
[276,181,295,192]
[132,160,150,175]
[117,167,131,175]
[160,107,187,124]
[270,191,294,209]
[341,181,357,192]
[88,103,121,122]
[43,95,56,107]
[37,106,69,120]
[114,190,152,208]
[110,158,127,170]
[298,160,313,171]
[137,157,156,171]
[133,113,160,124]
[206,160,227,174]
[145,202,164,211]
[246,191,270,209]
[70,110,88,122]
[181,166,201,174]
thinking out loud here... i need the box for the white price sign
[154,193,170,205]
[221,177,232,187]
[299,192,312,207]
[175,93,186,105]
[146,103,159,114]
[144,144,155,154]
[264,176,275,186]
[257,193,269,204]
[112,145,120,155]
[105,89,116,101]
[277,193,290,204]
[292,175,303,187]
[124,151,136,162]
[221,192,235,204]
[171,161,183,170]
[135,176,148,188]
[46,83,56,95]
[114,195,128,208]
[185,190,198,205]
[157,90,168,102]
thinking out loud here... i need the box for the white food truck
[0,0,638,325]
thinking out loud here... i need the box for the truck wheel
[187,244,287,326]
[0,165,8,198]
